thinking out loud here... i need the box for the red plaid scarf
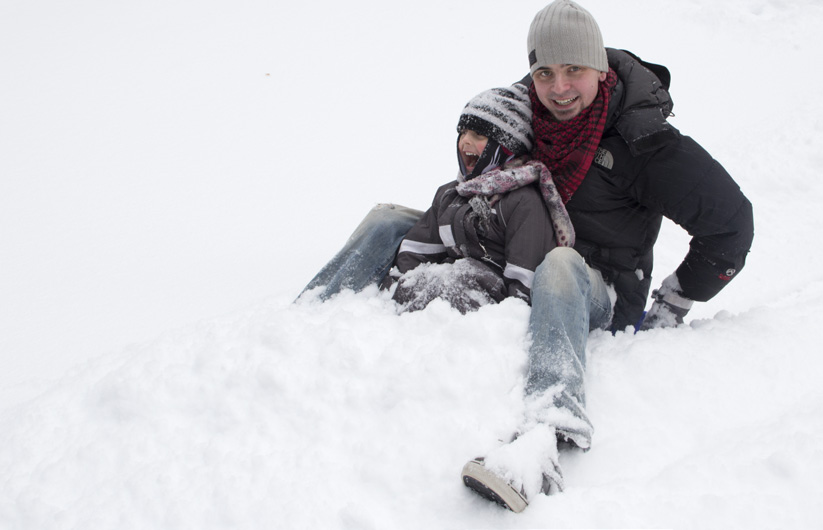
[529,69,618,204]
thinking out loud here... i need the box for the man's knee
[532,247,590,299]
[369,203,424,224]
[352,204,422,242]
[536,247,586,278]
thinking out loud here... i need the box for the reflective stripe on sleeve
[503,263,534,289]
[438,225,456,248]
[398,239,447,256]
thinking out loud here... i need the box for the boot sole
[461,460,528,513]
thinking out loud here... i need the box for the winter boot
[462,457,529,512]
[460,424,564,512]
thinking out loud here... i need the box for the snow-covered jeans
[300,204,423,300]
[300,205,613,448]
[522,247,613,449]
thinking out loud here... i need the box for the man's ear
[598,71,607,82]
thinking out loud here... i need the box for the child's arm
[394,211,446,274]
[460,159,575,248]
[497,187,559,303]
[390,183,453,279]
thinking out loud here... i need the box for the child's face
[458,130,489,175]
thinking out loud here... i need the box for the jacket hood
[605,48,680,156]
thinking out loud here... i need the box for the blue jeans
[524,247,613,448]
[300,204,424,300]
[301,207,613,447]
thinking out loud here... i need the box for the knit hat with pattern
[527,0,608,75]
[457,84,533,156]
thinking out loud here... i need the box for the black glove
[640,273,693,330]
[379,267,402,291]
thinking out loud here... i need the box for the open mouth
[553,96,579,107]
[462,150,480,171]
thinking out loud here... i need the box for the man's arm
[637,136,754,328]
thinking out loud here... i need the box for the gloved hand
[640,273,693,330]
[379,267,402,291]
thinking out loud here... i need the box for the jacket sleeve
[394,184,451,274]
[497,186,558,302]
[636,135,754,302]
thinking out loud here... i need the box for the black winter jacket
[537,49,754,329]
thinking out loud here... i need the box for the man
[300,0,754,513]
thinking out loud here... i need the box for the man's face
[532,64,607,121]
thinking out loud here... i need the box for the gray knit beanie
[527,0,608,75]
[456,84,533,156]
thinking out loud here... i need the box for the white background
[2,1,822,528]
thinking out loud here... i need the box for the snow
[1,0,822,528]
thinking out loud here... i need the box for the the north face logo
[593,147,614,170]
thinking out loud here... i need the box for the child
[386,84,575,313]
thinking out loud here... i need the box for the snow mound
[2,285,823,529]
